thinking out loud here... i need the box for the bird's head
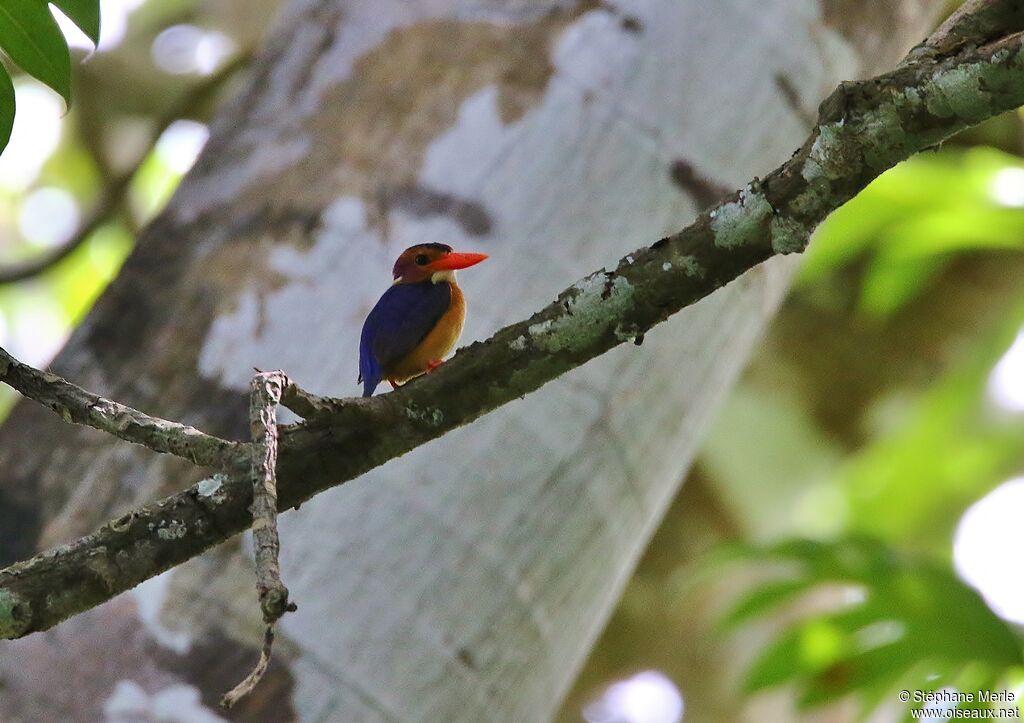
[392,243,488,284]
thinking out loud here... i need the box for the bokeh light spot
[19,187,80,248]
[151,25,235,76]
[156,120,209,175]
[988,328,1024,412]
[990,167,1024,207]
[583,671,684,723]
[954,477,1024,623]
[9,293,67,368]
[0,82,64,188]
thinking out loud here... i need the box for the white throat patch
[431,270,456,284]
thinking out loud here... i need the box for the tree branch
[0,346,247,470]
[221,370,295,709]
[3,8,1024,639]
[247,371,292,625]
[919,0,1024,57]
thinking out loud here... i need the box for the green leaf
[799,644,912,708]
[718,579,809,631]
[0,0,71,103]
[745,620,851,693]
[50,0,100,45]
[728,538,1024,717]
[0,64,14,155]
[858,253,944,318]
[744,629,804,692]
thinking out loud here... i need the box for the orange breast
[383,282,466,384]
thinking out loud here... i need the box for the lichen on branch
[2,0,1024,641]
[0,346,247,470]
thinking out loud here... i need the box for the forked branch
[2,0,1024,642]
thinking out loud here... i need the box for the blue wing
[359,282,452,396]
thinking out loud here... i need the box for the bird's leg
[425,360,444,374]
[389,380,400,390]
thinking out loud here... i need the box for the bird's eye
[414,254,429,266]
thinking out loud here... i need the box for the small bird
[359,243,488,397]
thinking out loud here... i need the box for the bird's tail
[359,358,381,397]
[361,375,379,397]
[358,327,383,397]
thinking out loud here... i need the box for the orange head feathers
[392,243,488,284]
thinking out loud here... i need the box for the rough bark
[9,17,1024,641]
[0,1,946,721]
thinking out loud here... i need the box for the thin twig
[221,627,276,710]
[279,381,379,422]
[3,3,1024,639]
[0,345,246,470]
[221,370,295,709]
[248,371,292,623]
[280,380,328,419]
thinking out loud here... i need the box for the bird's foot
[425,359,445,374]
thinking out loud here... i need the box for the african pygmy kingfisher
[358,243,488,397]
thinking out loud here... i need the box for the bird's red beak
[429,252,488,271]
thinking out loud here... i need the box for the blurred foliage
[702,141,1024,719]
[781,149,1024,552]
[720,538,1023,720]
[0,3,1022,723]
[567,115,1024,722]
[0,0,99,151]
[0,0,266,415]
[696,142,1024,722]
[799,148,1024,318]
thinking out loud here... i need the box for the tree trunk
[0,1,942,721]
